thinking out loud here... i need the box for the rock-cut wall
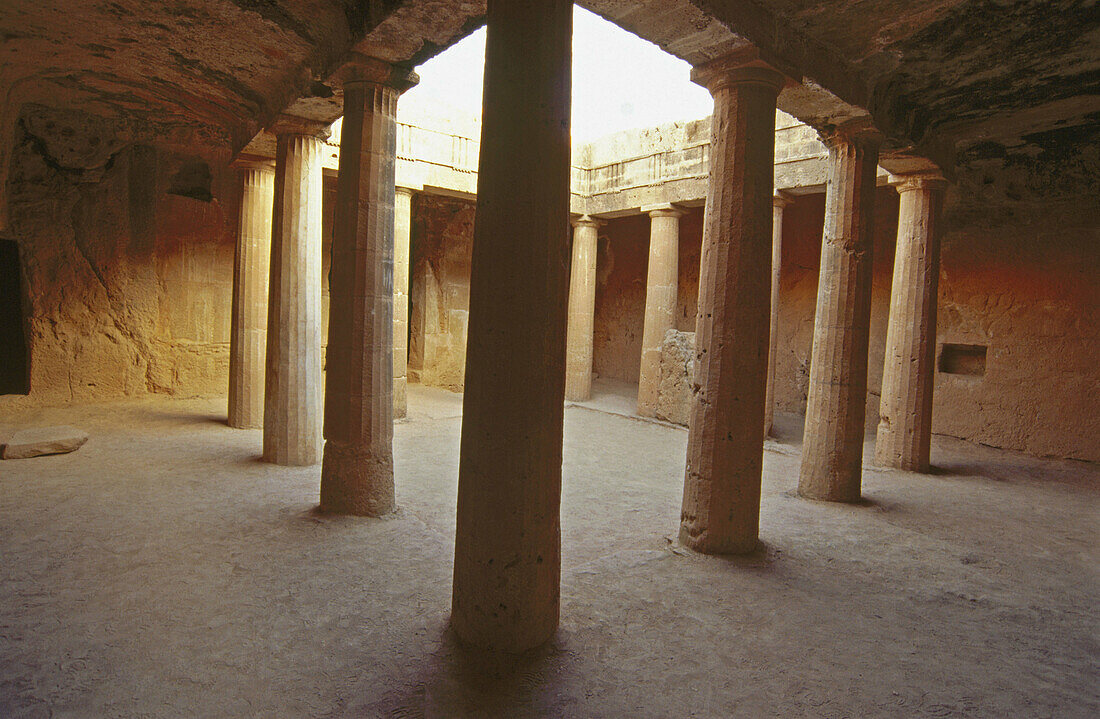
[0,106,236,410]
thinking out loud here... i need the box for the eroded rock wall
[407,193,474,392]
[592,208,704,384]
[0,106,236,409]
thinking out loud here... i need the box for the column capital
[570,213,604,229]
[231,153,275,172]
[773,191,795,209]
[817,117,884,151]
[395,186,417,198]
[334,53,420,94]
[643,203,686,219]
[269,114,332,140]
[690,51,787,95]
[888,172,948,194]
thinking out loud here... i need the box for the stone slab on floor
[1,425,88,459]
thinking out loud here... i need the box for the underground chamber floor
[1,385,1097,717]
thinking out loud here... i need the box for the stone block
[2,426,89,459]
[655,329,694,426]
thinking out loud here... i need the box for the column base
[677,523,760,555]
[393,376,408,420]
[796,469,863,503]
[227,414,262,431]
[262,437,322,467]
[319,441,395,516]
[873,430,930,473]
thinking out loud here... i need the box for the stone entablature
[246,109,857,214]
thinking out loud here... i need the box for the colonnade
[226,0,945,654]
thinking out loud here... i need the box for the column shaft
[228,162,274,429]
[565,216,600,402]
[393,186,414,418]
[680,62,785,555]
[263,121,326,466]
[764,193,791,437]
[875,175,946,472]
[320,61,417,515]
[452,0,572,653]
[637,206,683,417]
[798,122,883,501]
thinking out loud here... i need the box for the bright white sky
[397,5,714,143]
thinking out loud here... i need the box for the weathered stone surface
[799,121,883,503]
[2,426,88,459]
[227,161,274,430]
[875,174,946,472]
[407,194,475,392]
[565,216,601,402]
[320,59,417,515]
[655,329,694,426]
[262,121,326,467]
[680,61,786,555]
[451,0,572,653]
[637,206,684,417]
[764,193,793,437]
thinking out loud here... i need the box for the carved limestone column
[875,173,947,472]
[565,214,601,402]
[393,186,415,418]
[320,57,418,515]
[228,158,274,429]
[637,204,684,417]
[798,120,883,502]
[452,0,572,653]
[764,192,793,437]
[262,116,328,466]
[680,58,786,554]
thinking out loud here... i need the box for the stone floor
[1,384,1097,718]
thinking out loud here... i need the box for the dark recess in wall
[167,159,213,202]
[0,238,30,395]
[939,343,987,376]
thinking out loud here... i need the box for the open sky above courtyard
[396,5,715,143]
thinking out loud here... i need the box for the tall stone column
[680,59,786,555]
[798,120,883,502]
[320,58,418,515]
[764,192,793,437]
[637,205,684,417]
[452,0,572,653]
[565,215,601,402]
[228,159,275,429]
[262,116,328,466]
[393,186,415,419]
[875,173,946,472]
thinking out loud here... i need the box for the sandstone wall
[591,208,704,384]
[407,193,474,392]
[0,107,237,410]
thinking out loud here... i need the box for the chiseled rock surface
[2,426,88,459]
[655,329,695,426]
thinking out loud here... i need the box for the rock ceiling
[1,0,1097,167]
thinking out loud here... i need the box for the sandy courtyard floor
[1,385,1097,718]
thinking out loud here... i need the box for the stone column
[320,58,418,515]
[228,158,275,429]
[798,120,883,502]
[680,59,786,555]
[393,186,414,419]
[875,173,946,472]
[565,214,601,402]
[452,0,572,653]
[637,204,684,417]
[262,116,328,466]
[764,192,793,437]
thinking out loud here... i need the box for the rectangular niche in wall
[939,343,987,377]
[0,238,29,395]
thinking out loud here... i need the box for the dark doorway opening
[0,238,29,395]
